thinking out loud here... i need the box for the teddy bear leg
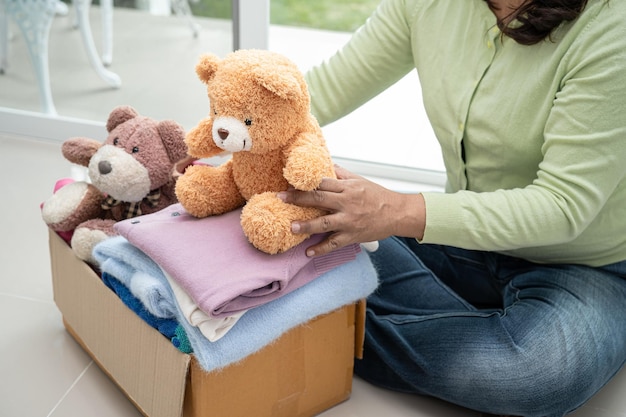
[240,192,323,254]
[71,218,118,265]
[175,163,245,218]
[41,181,105,232]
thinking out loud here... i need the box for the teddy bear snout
[99,160,113,175]
[212,116,253,152]
[218,128,229,140]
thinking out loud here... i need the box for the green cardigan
[305,0,626,266]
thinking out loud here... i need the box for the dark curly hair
[486,0,590,45]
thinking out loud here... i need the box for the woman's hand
[278,166,426,256]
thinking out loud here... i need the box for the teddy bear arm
[42,182,106,232]
[283,134,335,191]
[176,160,245,218]
[185,118,223,158]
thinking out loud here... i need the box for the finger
[317,176,345,193]
[317,166,363,191]
[304,233,346,257]
[278,188,339,210]
[292,214,334,235]
[333,165,360,180]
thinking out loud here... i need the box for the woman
[278,0,626,416]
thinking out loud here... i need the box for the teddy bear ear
[253,67,304,101]
[157,120,189,163]
[61,137,103,167]
[106,105,139,133]
[195,54,221,85]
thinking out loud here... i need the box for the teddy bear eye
[132,147,139,153]
[113,138,119,146]
[244,118,252,126]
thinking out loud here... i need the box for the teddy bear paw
[240,192,320,254]
[70,219,118,265]
[244,220,307,255]
[41,181,103,231]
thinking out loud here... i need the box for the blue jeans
[355,237,626,417]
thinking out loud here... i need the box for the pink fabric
[53,178,75,192]
[114,203,360,318]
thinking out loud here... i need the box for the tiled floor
[1,6,625,417]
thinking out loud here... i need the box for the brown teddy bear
[175,49,335,254]
[41,105,188,264]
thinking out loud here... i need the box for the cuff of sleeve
[419,191,465,245]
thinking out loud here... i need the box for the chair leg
[70,0,112,66]
[74,0,120,88]
[171,0,200,38]
[100,0,113,65]
[4,0,58,115]
[0,4,8,74]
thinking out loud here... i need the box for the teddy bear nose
[218,128,229,140]
[99,160,112,175]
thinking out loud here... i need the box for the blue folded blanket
[101,272,191,353]
[95,240,175,319]
[93,236,378,372]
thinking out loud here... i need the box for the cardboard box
[49,229,366,417]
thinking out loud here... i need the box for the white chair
[171,0,200,38]
[0,0,121,115]
[67,0,199,67]
[0,0,202,116]
[69,0,114,65]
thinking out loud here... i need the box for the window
[266,0,445,190]
[0,0,445,191]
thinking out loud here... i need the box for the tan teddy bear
[175,49,335,254]
[41,105,188,264]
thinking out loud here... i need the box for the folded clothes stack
[92,203,379,373]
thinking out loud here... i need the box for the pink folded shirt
[114,203,360,318]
